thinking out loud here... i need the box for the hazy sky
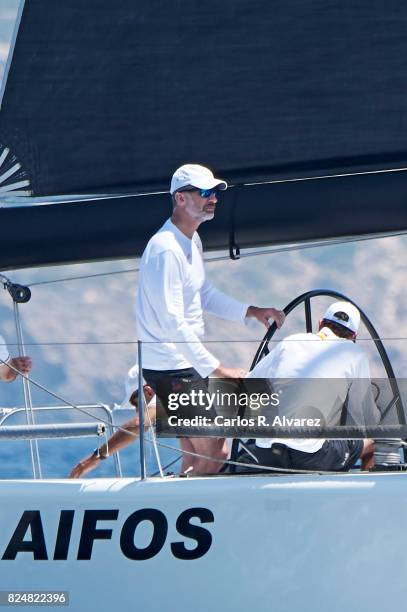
[0,0,19,85]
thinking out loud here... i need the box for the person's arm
[69,405,156,478]
[192,234,246,322]
[194,232,284,329]
[0,361,11,382]
[200,277,248,322]
[69,416,140,478]
[246,306,285,329]
[0,356,32,382]
[201,279,285,329]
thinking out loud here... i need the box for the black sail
[1,0,407,269]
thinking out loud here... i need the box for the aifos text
[2,507,214,561]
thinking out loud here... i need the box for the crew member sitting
[239,301,379,472]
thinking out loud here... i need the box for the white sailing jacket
[0,334,9,364]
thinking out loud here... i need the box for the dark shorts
[142,367,216,420]
[239,440,364,472]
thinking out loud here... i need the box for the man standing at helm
[136,164,285,475]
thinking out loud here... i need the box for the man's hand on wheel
[212,365,247,379]
[246,306,285,329]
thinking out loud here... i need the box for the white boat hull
[0,472,405,611]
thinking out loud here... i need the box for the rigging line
[3,163,406,210]
[27,267,139,287]
[204,230,407,263]
[2,336,407,348]
[0,238,367,287]
[14,164,407,207]
[7,231,407,290]
[240,164,407,187]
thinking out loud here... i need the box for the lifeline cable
[1,336,407,347]
[0,356,380,477]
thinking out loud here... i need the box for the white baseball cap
[323,301,360,334]
[124,364,142,404]
[170,164,228,194]
[121,364,156,409]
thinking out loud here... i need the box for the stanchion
[137,340,146,480]
[1,275,42,478]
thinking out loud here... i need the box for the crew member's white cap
[124,364,142,404]
[121,364,156,409]
[170,164,228,194]
[323,301,360,333]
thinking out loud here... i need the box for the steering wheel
[229,289,405,470]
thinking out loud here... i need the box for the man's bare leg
[69,401,156,478]
[360,439,375,471]
[180,438,228,475]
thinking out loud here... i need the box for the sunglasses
[178,187,221,199]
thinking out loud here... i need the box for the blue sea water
[0,436,181,480]
[0,406,181,479]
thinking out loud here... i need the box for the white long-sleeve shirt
[247,327,380,452]
[136,219,248,377]
[0,335,9,363]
